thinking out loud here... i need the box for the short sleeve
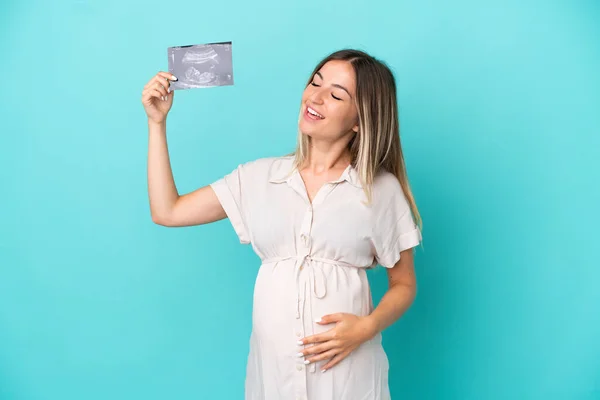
[209,163,252,244]
[370,173,422,268]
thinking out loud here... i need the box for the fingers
[157,71,177,82]
[141,86,160,102]
[302,348,339,365]
[154,81,169,98]
[299,330,336,346]
[144,78,168,95]
[298,341,338,357]
[150,88,166,101]
[143,79,168,100]
[156,76,171,93]
[143,72,178,96]
[144,71,177,87]
[317,313,345,324]
[321,350,351,372]
[142,87,169,104]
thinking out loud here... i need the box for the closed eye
[311,82,342,100]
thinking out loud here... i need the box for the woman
[142,49,423,400]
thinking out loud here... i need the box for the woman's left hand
[298,313,378,372]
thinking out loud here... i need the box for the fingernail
[297,340,304,345]
[315,318,321,323]
[304,360,311,365]
[161,96,164,101]
[171,75,178,81]
[322,369,327,373]
[295,352,304,358]
[167,87,171,93]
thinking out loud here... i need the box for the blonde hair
[292,49,423,233]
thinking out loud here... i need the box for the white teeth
[307,107,324,119]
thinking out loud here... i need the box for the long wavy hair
[293,49,423,233]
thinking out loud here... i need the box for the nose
[308,87,325,105]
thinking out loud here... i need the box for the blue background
[1,0,599,398]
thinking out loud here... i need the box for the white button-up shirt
[210,155,422,400]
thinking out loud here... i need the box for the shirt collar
[268,156,362,188]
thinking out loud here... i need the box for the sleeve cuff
[377,227,422,269]
[210,179,251,244]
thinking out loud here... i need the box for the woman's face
[299,60,359,141]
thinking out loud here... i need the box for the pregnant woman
[142,49,423,400]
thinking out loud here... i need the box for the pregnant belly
[251,260,373,347]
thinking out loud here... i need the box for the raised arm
[142,72,226,227]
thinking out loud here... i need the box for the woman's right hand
[141,72,178,124]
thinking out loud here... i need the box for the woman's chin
[299,128,317,139]
[299,122,321,137]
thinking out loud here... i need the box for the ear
[352,114,360,133]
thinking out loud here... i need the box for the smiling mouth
[306,106,324,119]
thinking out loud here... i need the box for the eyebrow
[315,71,352,98]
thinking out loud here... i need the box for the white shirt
[210,155,422,400]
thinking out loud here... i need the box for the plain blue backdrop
[1,0,599,399]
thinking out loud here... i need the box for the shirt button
[296,365,303,371]
[300,234,309,246]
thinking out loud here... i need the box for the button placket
[292,200,317,398]
[299,205,313,249]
